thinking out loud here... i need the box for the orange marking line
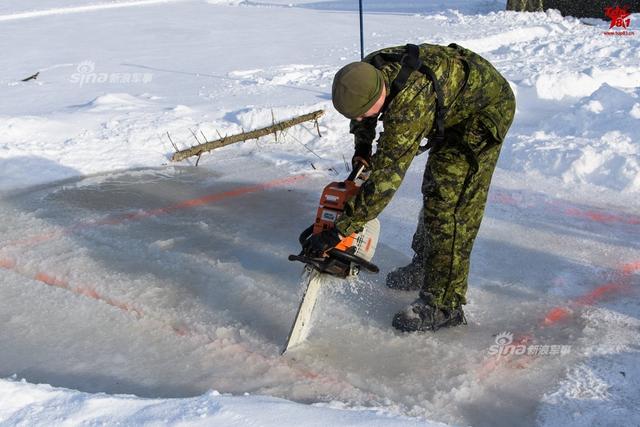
[621,261,640,275]
[1,174,307,252]
[0,174,384,401]
[574,282,630,306]
[542,262,638,327]
[476,333,534,380]
[8,176,634,399]
[0,257,16,269]
[87,174,307,225]
[561,207,640,225]
[489,189,640,226]
[479,259,639,379]
[1,258,378,401]
[488,191,519,206]
[542,306,571,325]
[1,257,144,318]
[1,174,367,396]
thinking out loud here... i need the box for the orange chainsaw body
[288,166,379,277]
[312,179,360,252]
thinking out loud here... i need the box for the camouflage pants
[411,116,503,309]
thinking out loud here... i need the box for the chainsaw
[283,165,381,354]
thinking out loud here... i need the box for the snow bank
[461,26,552,53]
[501,84,640,193]
[0,378,437,426]
[535,68,640,101]
[0,93,195,192]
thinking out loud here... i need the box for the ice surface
[1,159,638,426]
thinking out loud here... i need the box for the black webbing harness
[371,44,449,153]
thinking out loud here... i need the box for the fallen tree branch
[171,109,324,162]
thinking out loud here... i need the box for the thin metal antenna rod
[359,0,364,60]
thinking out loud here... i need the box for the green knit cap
[332,62,384,119]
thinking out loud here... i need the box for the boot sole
[392,314,466,333]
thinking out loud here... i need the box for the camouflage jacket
[334,43,515,236]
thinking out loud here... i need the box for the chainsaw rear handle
[298,224,314,246]
[346,163,366,183]
[297,224,342,247]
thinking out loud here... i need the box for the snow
[534,68,640,100]
[501,83,640,192]
[0,378,438,426]
[0,0,639,426]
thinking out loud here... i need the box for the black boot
[392,292,466,332]
[385,257,423,291]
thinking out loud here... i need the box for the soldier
[309,43,515,332]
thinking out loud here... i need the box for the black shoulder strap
[372,44,447,152]
[380,44,420,112]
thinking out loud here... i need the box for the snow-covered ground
[0,0,639,426]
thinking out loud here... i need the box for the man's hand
[352,143,372,169]
[304,228,342,257]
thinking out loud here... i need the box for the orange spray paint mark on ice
[1,174,308,252]
[480,259,639,379]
